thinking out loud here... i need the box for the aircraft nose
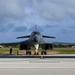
[34,35,39,42]
[34,38,38,42]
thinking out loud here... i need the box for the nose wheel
[41,51,47,55]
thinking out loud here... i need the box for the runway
[0,58,75,75]
[0,68,75,75]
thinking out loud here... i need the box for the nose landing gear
[41,50,47,55]
[34,44,39,55]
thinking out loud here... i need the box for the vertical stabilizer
[35,25,37,32]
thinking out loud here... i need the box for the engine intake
[19,44,31,50]
[42,44,53,50]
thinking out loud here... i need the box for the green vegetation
[0,47,18,54]
[54,48,75,54]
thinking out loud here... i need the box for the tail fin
[35,25,37,32]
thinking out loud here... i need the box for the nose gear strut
[34,44,39,55]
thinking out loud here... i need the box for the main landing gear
[26,50,31,55]
[41,50,47,55]
[26,50,47,55]
[34,52,39,55]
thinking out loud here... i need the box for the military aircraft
[0,26,75,55]
[0,30,56,55]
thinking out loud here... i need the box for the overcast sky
[0,0,75,43]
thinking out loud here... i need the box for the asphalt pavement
[0,58,75,75]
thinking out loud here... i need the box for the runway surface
[0,58,75,75]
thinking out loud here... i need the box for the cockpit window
[32,31,40,35]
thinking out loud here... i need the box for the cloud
[29,26,43,32]
[7,23,15,29]
[1,0,75,25]
[0,0,75,23]
[0,0,75,42]
[0,26,7,32]
[61,29,70,34]
[44,24,59,29]
[69,25,75,30]
[0,0,26,21]
[14,26,27,32]
[32,0,75,21]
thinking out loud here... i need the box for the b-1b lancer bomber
[0,26,75,55]
[17,31,56,55]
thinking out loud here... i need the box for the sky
[0,0,75,43]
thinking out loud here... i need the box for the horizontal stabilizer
[42,35,56,38]
[17,35,30,39]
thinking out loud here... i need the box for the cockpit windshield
[31,31,40,35]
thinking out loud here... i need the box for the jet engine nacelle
[42,44,53,50]
[19,44,31,50]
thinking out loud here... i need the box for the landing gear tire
[41,51,46,55]
[26,51,31,55]
[34,52,38,55]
